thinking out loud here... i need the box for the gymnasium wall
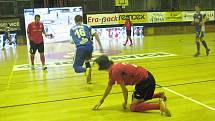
[0,0,215,44]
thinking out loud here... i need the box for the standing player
[1,25,12,50]
[93,55,171,117]
[192,5,210,57]
[142,26,144,37]
[123,18,133,46]
[27,14,48,70]
[70,15,103,84]
[136,27,140,36]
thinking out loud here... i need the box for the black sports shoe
[43,66,47,70]
[194,52,200,57]
[206,49,210,56]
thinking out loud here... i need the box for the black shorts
[126,30,131,37]
[29,41,44,54]
[133,71,156,101]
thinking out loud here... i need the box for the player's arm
[191,21,194,25]
[43,30,48,36]
[122,23,126,29]
[90,26,103,52]
[191,18,195,25]
[120,83,128,110]
[203,14,209,23]
[7,31,12,42]
[131,22,134,31]
[93,84,112,110]
[131,21,133,26]
[27,24,32,41]
[69,29,75,44]
[191,15,195,25]
[94,33,103,52]
[70,37,74,44]
[42,25,48,36]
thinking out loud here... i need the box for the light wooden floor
[0,33,215,121]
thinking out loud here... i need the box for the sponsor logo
[87,12,147,26]
[148,12,165,23]
[0,18,20,32]
[87,15,119,24]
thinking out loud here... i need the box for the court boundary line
[157,84,215,111]
[0,91,123,109]
[161,79,215,87]
[0,79,214,109]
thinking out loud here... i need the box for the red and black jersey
[27,22,44,44]
[108,63,148,86]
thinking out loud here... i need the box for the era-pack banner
[87,12,147,26]
[87,13,119,26]
[87,11,214,26]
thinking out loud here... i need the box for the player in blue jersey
[192,5,210,57]
[2,26,12,50]
[70,15,103,84]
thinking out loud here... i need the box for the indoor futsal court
[0,0,215,121]
[0,32,214,121]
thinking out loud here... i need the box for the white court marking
[13,52,176,71]
[162,87,215,111]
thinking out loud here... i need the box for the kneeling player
[93,55,171,117]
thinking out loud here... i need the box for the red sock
[130,102,160,112]
[153,92,162,98]
[40,53,45,65]
[30,55,35,65]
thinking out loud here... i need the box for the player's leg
[73,46,86,73]
[200,32,210,56]
[194,32,201,57]
[130,102,160,112]
[29,42,37,69]
[131,72,171,116]
[39,53,47,70]
[130,96,171,116]
[123,30,129,46]
[38,42,47,70]
[84,46,93,84]
[129,37,133,46]
[128,30,133,46]
[130,98,171,117]
[85,60,92,84]
[2,36,6,50]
